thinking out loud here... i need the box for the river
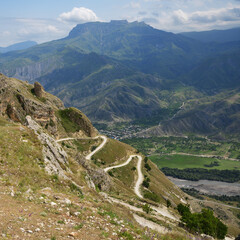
[168,177,240,196]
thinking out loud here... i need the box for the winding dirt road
[85,136,107,160]
[104,155,144,198]
[57,135,144,198]
[56,136,108,160]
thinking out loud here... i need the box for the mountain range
[0,21,240,139]
[0,73,236,239]
[180,27,240,43]
[0,40,37,53]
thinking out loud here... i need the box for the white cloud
[0,18,71,47]
[172,9,188,24]
[129,2,141,9]
[58,7,98,23]
[132,5,240,32]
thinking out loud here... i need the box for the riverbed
[168,177,240,196]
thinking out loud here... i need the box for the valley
[1,74,239,238]
[0,17,240,239]
[1,21,240,140]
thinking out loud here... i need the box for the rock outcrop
[77,154,112,191]
[26,115,70,178]
[34,82,44,98]
[0,74,97,138]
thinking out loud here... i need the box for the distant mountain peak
[110,19,128,24]
[67,20,151,39]
[0,40,37,53]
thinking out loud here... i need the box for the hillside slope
[182,50,240,92]
[0,21,240,134]
[139,90,240,140]
[1,74,204,239]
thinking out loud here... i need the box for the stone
[34,82,44,98]
[64,198,72,205]
[51,202,57,207]
[69,232,78,237]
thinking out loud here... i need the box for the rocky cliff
[0,73,98,138]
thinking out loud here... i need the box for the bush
[161,167,240,183]
[144,192,160,202]
[142,177,150,188]
[142,204,152,214]
[144,163,151,171]
[166,199,171,208]
[142,180,149,188]
[177,204,228,239]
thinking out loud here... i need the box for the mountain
[0,40,37,53]
[0,74,196,239]
[0,74,237,238]
[0,21,240,125]
[180,27,240,43]
[139,89,240,140]
[182,49,240,92]
[35,49,194,122]
[1,21,238,81]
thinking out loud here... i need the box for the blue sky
[0,0,240,46]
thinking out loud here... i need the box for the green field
[150,154,240,170]
[123,136,240,159]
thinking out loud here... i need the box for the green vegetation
[166,199,171,208]
[74,223,83,230]
[181,188,240,204]
[144,192,160,203]
[123,136,240,158]
[125,136,240,183]
[57,109,82,133]
[92,138,132,165]
[72,139,99,153]
[177,204,228,239]
[150,154,240,170]
[109,157,136,189]
[142,176,150,188]
[161,168,240,182]
[131,107,179,127]
[142,204,152,214]
[0,119,52,191]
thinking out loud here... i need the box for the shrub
[166,199,171,208]
[144,192,160,202]
[142,204,152,214]
[177,204,228,239]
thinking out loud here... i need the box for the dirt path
[57,135,179,227]
[56,136,108,160]
[85,136,107,160]
[101,193,177,223]
[104,155,144,198]
[133,214,170,234]
[56,137,75,142]
[134,155,144,199]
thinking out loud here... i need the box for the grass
[0,118,73,194]
[150,154,240,170]
[72,139,99,153]
[141,158,184,205]
[109,157,137,188]
[92,138,133,166]
[57,109,82,133]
